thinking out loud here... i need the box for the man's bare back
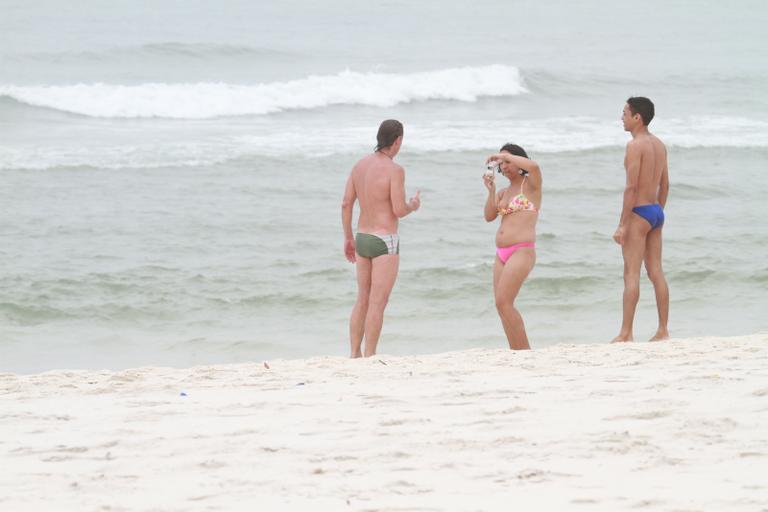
[350,153,404,235]
[625,133,668,206]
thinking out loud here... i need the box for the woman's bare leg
[494,248,536,350]
[492,256,514,340]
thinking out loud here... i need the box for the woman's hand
[483,172,496,192]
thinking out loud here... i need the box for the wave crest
[0,65,527,119]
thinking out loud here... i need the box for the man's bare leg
[363,254,399,357]
[644,227,670,341]
[349,257,372,358]
[495,249,535,350]
[612,217,650,342]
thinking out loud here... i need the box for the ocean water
[1,0,767,373]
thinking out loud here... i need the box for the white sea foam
[0,65,527,119]
[1,116,766,170]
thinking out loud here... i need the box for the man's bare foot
[610,334,634,343]
[649,330,669,342]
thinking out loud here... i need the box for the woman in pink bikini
[483,144,542,350]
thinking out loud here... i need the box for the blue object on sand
[180,391,188,396]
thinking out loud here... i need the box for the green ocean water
[1,0,766,372]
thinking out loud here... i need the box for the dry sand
[2,334,767,511]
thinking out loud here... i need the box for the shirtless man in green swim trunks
[341,120,421,357]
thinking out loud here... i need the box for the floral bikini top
[497,176,538,216]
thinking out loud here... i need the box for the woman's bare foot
[649,329,670,342]
[610,334,634,343]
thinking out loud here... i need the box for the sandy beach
[1,335,767,511]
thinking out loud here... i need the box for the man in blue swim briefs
[341,120,421,357]
[612,97,671,343]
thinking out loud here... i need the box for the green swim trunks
[355,232,400,258]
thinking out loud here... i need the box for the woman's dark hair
[499,143,528,158]
[375,119,404,151]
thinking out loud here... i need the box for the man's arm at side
[658,148,669,208]
[341,173,357,262]
[619,141,641,226]
[390,166,419,218]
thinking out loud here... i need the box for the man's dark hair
[626,97,655,125]
[499,143,529,158]
[375,119,403,151]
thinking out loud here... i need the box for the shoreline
[2,334,767,510]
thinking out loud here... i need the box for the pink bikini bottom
[496,242,536,264]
